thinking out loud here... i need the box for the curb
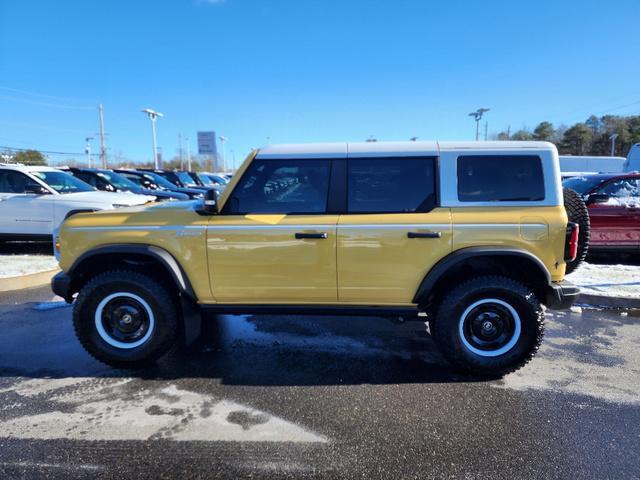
[0,268,60,293]
[577,293,640,310]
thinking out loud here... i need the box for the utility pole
[185,137,192,172]
[609,133,619,156]
[219,136,227,173]
[141,108,163,169]
[179,134,184,170]
[484,121,488,141]
[98,104,107,168]
[468,108,490,141]
[84,137,94,167]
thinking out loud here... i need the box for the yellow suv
[52,141,580,376]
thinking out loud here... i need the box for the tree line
[495,114,640,157]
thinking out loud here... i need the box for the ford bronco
[52,141,580,376]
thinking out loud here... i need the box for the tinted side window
[347,157,436,213]
[74,171,97,187]
[457,155,545,202]
[225,159,331,214]
[0,170,32,193]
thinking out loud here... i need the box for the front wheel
[73,270,178,368]
[430,276,544,377]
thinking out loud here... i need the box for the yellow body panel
[450,206,568,282]
[337,209,453,303]
[58,201,214,302]
[207,214,339,302]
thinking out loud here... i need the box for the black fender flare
[412,246,552,304]
[67,244,202,345]
[64,209,98,220]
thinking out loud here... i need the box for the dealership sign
[197,131,217,155]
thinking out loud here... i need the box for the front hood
[56,191,155,205]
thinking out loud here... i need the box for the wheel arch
[66,244,197,301]
[414,247,552,309]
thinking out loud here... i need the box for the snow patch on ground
[566,262,640,299]
[0,255,58,278]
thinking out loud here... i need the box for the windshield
[30,170,94,194]
[562,176,607,195]
[144,172,180,189]
[197,173,214,185]
[176,171,198,186]
[96,171,138,190]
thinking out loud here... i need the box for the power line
[0,145,85,156]
[0,94,94,110]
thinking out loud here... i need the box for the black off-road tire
[73,270,178,368]
[563,187,590,274]
[429,276,544,377]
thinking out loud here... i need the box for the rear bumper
[545,280,580,310]
[51,271,73,303]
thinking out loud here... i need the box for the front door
[337,157,452,304]
[0,170,53,236]
[207,157,338,303]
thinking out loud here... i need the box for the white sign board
[197,131,217,155]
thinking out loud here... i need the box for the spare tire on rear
[563,187,590,274]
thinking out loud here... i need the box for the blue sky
[1,0,639,167]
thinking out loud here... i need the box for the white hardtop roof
[256,141,556,159]
[0,164,61,172]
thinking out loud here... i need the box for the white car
[0,164,155,240]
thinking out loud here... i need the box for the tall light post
[218,135,227,173]
[141,108,163,169]
[609,133,619,156]
[468,108,490,141]
[185,136,192,172]
[84,136,94,167]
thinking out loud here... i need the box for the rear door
[337,157,452,304]
[208,157,339,303]
[589,177,640,250]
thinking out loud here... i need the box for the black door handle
[407,231,442,239]
[295,232,328,239]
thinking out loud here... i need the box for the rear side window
[457,155,545,202]
[347,157,436,213]
[224,158,331,214]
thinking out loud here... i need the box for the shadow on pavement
[0,241,53,256]
[0,306,480,386]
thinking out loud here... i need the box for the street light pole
[141,108,164,169]
[219,136,227,173]
[468,108,490,141]
[84,136,94,167]
[609,133,619,156]
[185,137,192,172]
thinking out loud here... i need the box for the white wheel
[94,292,155,349]
[457,298,522,357]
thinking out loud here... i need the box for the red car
[563,173,640,253]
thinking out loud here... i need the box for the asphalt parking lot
[0,285,639,479]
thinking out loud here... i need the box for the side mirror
[202,188,218,214]
[586,193,610,205]
[24,184,49,195]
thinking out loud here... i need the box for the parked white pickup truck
[0,164,155,241]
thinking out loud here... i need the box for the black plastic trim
[545,280,580,310]
[51,271,72,302]
[200,304,419,317]
[413,247,552,304]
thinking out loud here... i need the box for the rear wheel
[563,187,590,274]
[73,270,178,368]
[430,275,544,377]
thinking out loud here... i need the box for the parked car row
[0,163,230,241]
